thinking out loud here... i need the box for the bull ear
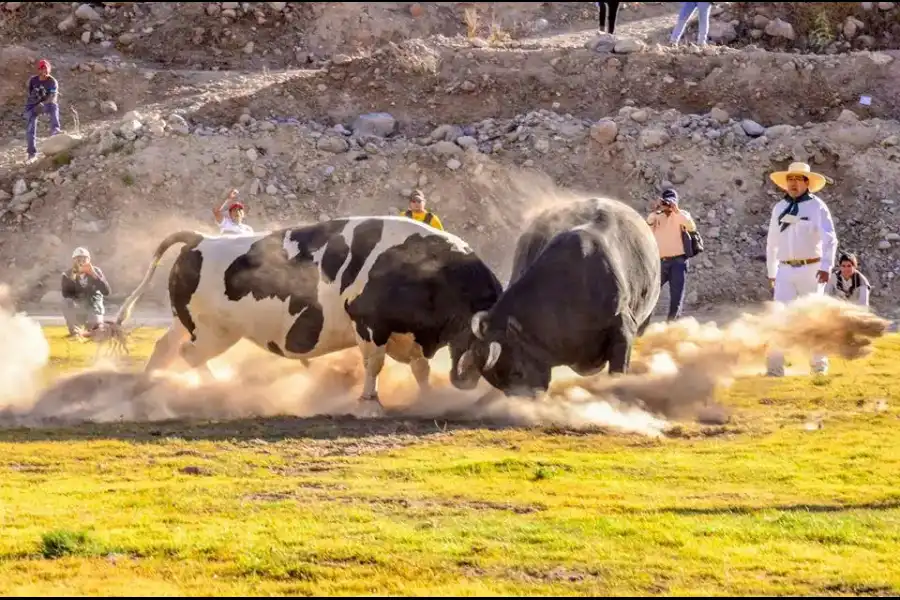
[507,316,524,338]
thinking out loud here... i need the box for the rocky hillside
[2,2,900,319]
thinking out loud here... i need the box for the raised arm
[90,266,112,297]
[213,189,238,224]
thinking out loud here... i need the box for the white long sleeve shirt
[218,217,254,236]
[765,193,837,280]
[824,271,871,307]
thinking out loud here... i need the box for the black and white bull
[456,196,661,397]
[115,216,503,415]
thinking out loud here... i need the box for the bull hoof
[354,397,385,419]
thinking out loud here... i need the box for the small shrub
[463,6,479,39]
[52,151,71,167]
[121,172,135,186]
[40,529,95,559]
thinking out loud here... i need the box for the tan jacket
[647,209,697,258]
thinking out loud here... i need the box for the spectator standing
[646,188,697,322]
[764,162,838,377]
[402,190,444,231]
[24,59,62,163]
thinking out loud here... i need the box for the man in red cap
[213,188,254,235]
[24,59,61,163]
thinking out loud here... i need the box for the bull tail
[114,231,204,327]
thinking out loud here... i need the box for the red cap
[228,202,245,212]
[37,59,51,71]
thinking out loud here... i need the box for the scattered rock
[765,18,795,41]
[837,109,859,123]
[740,119,765,137]
[639,129,670,149]
[99,100,118,114]
[12,179,27,197]
[42,133,83,156]
[710,107,730,124]
[708,21,737,44]
[590,119,618,145]
[614,38,645,54]
[630,109,649,124]
[352,112,397,137]
[316,136,350,153]
[75,3,102,21]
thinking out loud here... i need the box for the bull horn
[457,350,475,378]
[471,311,488,340]
[484,341,502,371]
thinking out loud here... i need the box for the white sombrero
[769,162,829,194]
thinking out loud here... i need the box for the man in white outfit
[213,188,254,235]
[765,162,838,377]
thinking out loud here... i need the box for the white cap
[72,247,90,259]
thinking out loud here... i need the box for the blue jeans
[25,102,61,157]
[660,256,688,321]
[670,2,711,46]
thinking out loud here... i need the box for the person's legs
[766,264,796,376]
[666,256,687,321]
[45,102,61,136]
[794,264,829,374]
[607,1,621,34]
[598,2,607,31]
[62,300,86,336]
[25,107,38,158]
[696,2,711,45]
[659,258,671,290]
[669,2,698,45]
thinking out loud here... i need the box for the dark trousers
[598,1,621,34]
[660,255,687,321]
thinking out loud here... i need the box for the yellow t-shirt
[403,209,444,231]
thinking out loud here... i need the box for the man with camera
[647,188,697,322]
[60,247,111,338]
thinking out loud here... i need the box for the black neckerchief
[835,272,861,299]
[777,191,812,232]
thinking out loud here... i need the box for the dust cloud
[0,282,888,438]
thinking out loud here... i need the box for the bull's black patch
[321,232,350,284]
[339,219,385,294]
[223,221,347,355]
[169,243,204,340]
[345,232,502,357]
[267,341,285,356]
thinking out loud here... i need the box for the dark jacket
[61,266,111,310]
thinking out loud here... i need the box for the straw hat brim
[769,170,828,194]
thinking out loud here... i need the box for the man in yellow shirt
[646,188,697,322]
[402,189,444,231]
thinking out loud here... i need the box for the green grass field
[1,326,899,596]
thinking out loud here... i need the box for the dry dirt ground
[2,2,900,320]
